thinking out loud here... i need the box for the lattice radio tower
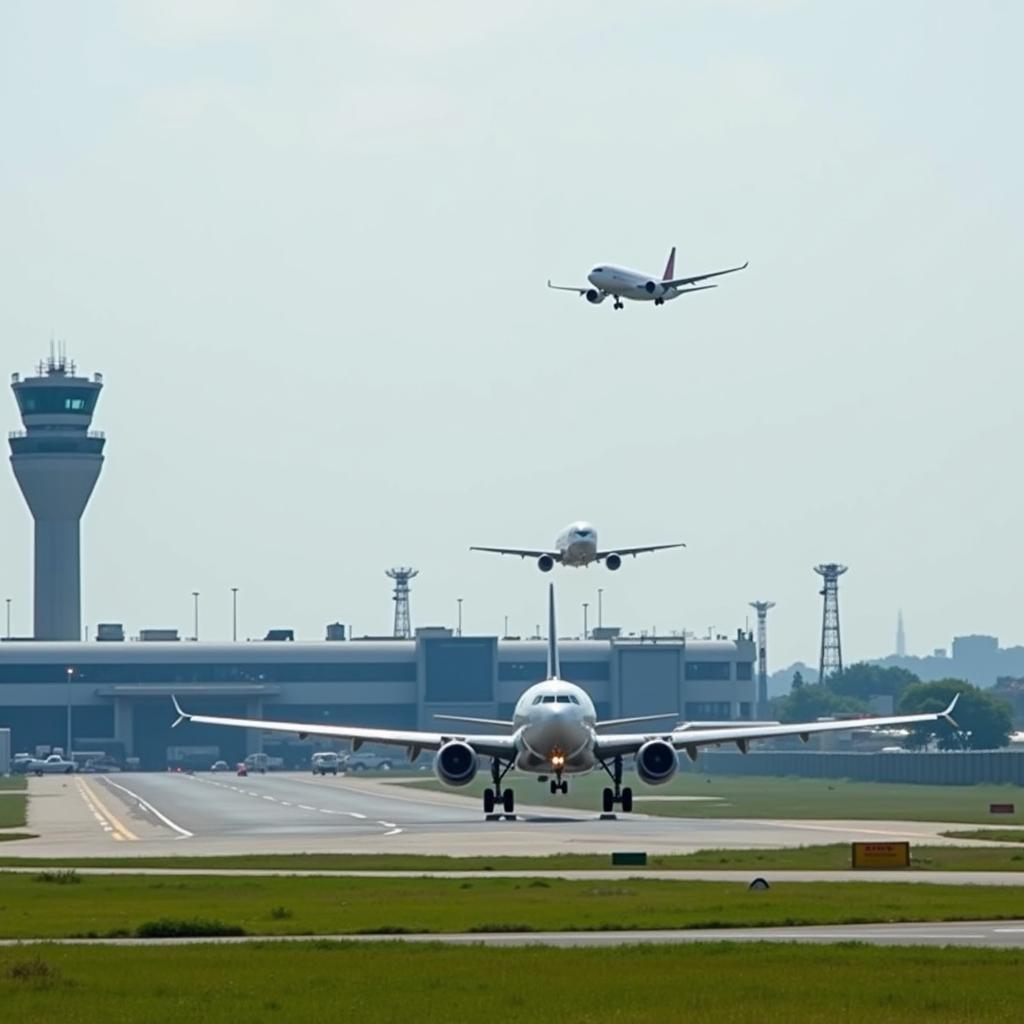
[748,601,776,711]
[386,567,418,639]
[814,563,847,684]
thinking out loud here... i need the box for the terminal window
[424,638,495,702]
[684,661,731,681]
[735,662,753,680]
[684,701,732,720]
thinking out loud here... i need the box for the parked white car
[28,753,76,775]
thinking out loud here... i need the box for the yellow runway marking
[76,778,138,841]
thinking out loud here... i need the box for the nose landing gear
[598,755,633,814]
[549,779,568,795]
[483,757,514,817]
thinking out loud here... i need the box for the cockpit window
[542,695,556,703]
[569,695,580,704]
[556,695,571,703]
[592,267,604,274]
[532,695,543,705]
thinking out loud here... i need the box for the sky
[1,1,1021,667]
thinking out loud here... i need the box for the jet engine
[585,289,606,305]
[537,554,555,572]
[636,739,678,785]
[604,553,622,571]
[434,740,478,787]
[644,280,658,294]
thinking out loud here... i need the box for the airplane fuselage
[555,520,599,566]
[587,265,685,303]
[510,678,598,774]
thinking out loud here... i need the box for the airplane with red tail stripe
[548,246,747,310]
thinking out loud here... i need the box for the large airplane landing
[470,520,685,571]
[548,246,747,310]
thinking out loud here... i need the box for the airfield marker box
[611,852,648,866]
[851,841,911,869]
[990,803,1015,814]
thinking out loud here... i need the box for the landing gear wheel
[602,787,614,813]
[621,787,633,813]
[550,780,558,795]
[614,301,624,310]
[502,789,515,814]
[483,789,495,814]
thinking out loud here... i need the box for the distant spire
[896,609,906,657]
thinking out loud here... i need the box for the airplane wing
[664,261,748,289]
[171,696,516,760]
[469,545,561,561]
[547,279,588,295]
[596,543,686,560]
[594,696,960,760]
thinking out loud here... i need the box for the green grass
[0,795,27,828]
[402,773,1024,824]
[943,829,1024,844]
[1,843,1024,872]
[0,777,26,791]
[0,943,1022,1023]
[0,874,1020,940]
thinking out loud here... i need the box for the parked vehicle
[342,751,393,772]
[244,753,269,774]
[210,760,230,772]
[311,752,340,776]
[27,753,76,775]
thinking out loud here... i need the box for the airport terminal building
[0,630,756,769]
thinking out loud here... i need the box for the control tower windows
[16,388,98,415]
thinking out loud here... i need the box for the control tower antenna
[896,609,906,657]
[9,350,105,640]
[814,563,848,684]
[748,600,776,712]
[385,567,418,639]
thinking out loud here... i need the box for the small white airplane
[172,585,960,817]
[548,246,747,309]
[470,520,684,572]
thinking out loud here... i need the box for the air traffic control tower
[9,352,105,640]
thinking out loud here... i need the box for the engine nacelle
[636,739,678,785]
[585,289,606,305]
[604,552,622,571]
[644,280,658,294]
[537,554,555,572]
[434,740,478,787]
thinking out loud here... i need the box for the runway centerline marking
[297,805,315,811]
[350,812,367,819]
[377,820,397,828]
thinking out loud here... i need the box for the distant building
[0,632,756,769]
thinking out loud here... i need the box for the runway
[3,920,1024,949]
[9,772,1009,860]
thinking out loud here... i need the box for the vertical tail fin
[662,246,676,281]
[547,583,560,680]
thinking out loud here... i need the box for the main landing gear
[613,299,624,310]
[599,755,633,814]
[654,297,664,306]
[483,757,514,816]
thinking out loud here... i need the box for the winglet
[662,245,676,281]
[547,583,560,680]
[171,694,190,729]
[941,694,961,730]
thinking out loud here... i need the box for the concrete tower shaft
[9,353,105,641]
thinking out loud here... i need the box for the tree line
[772,663,1014,750]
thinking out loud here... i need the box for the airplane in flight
[470,520,684,572]
[548,246,747,310]
[172,585,960,817]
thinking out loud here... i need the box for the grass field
[0,874,1021,939]
[1,943,1022,1023]
[0,778,26,791]
[944,830,1024,844]
[0,795,27,829]
[401,773,1024,824]
[1,843,1024,871]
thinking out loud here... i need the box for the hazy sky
[1,1,1021,667]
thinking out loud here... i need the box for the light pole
[66,666,74,759]
[582,602,589,640]
[231,587,239,642]
[4,597,10,639]
[503,614,509,638]
[597,588,604,630]
[457,598,463,637]
[192,591,200,641]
